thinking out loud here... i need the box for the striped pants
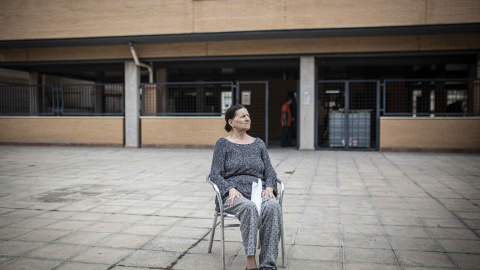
[223,196,282,270]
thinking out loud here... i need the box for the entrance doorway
[316,80,380,150]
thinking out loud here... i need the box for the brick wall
[141,117,228,148]
[1,0,479,41]
[0,117,124,146]
[380,118,480,152]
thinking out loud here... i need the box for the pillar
[299,56,315,150]
[125,61,141,148]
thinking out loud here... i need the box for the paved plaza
[0,145,479,270]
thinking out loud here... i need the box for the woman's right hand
[228,188,242,206]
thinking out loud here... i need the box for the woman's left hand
[262,187,275,199]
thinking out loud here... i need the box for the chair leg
[208,212,218,253]
[220,214,226,270]
[280,219,285,267]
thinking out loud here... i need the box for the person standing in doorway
[281,97,293,147]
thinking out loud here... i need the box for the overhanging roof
[1,23,479,49]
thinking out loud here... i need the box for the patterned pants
[223,196,282,270]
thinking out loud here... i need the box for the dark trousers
[281,126,292,147]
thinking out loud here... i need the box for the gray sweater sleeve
[209,139,236,197]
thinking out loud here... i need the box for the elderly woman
[209,104,282,270]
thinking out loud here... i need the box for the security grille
[0,85,55,115]
[61,84,124,115]
[0,84,124,116]
[317,80,379,150]
[141,82,233,116]
[384,79,480,116]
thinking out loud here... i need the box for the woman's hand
[228,188,242,206]
[262,187,275,199]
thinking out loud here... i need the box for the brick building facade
[1,0,479,151]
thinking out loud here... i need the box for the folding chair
[206,175,285,270]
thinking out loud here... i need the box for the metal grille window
[0,85,55,115]
[0,84,124,116]
[141,82,233,116]
[384,79,480,116]
[317,80,379,150]
[61,84,124,115]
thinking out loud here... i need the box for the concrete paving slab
[71,246,133,265]
[345,262,400,270]
[189,239,244,255]
[0,227,32,240]
[344,247,397,264]
[389,236,442,252]
[44,220,93,231]
[395,250,456,268]
[54,231,112,246]
[437,238,480,253]
[13,228,71,242]
[79,222,128,234]
[384,225,431,238]
[287,259,342,270]
[24,243,88,260]
[10,217,58,229]
[101,214,144,224]
[172,253,223,270]
[55,262,111,270]
[1,257,63,270]
[291,245,341,261]
[343,234,391,249]
[119,249,180,268]
[121,224,169,236]
[0,146,479,269]
[95,234,154,249]
[0,240,45,256]
[449,253,480,270]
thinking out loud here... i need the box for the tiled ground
[0,146,479,270]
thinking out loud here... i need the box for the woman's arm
[209,139,236,197]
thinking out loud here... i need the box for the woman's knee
[263,199,281,214]
[235,198,258,216]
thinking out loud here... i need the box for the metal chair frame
[206,175,285,270]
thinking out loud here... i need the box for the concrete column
[299,56,315,150]
[125,61,141,148]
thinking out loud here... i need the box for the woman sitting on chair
[209,104,282,270]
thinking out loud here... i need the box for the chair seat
[221,212,236,218]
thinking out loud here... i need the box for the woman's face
[230,108,251,132]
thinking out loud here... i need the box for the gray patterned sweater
[209,137,278,211]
